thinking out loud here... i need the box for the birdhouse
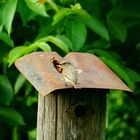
[15,52,133,140]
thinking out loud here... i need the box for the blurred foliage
[0,0,140,139]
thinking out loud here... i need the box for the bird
[50,57,82,88]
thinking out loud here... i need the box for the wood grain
[37,89,107,140]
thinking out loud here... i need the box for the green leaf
[89,47,134,93]
[0,75,13,105]
[8,43,42,66]
[100,57,135,90]
[18,0,36,25]
[53,4,109,41]
[8,46,27,66]
[25,0,49,17]
[35,23,54,39]
[52,3,90,25]
[107,7,140,21]
[108,21,127,42]
[72,7,109,40]
[56,35,73,50]
[47,36,69,53]
[8,40,52,66]
[59,0,73,5]
[0,3,5,32]
[0,32,14,47]
[70,3,90,18]
[67,18,87,51]
[3,0,18,34]
[124,68,140,83]
[14,74,26,94]
[25,82,33,95]
[94,49,122,63]
[38,36,69,53]
[47,0,59,12]
[52,8,70,25]
[82,16,109,41]
[92,39,111,49]
[37,42,52,52]
[70,4,109,41]
[0,107,25,125]
[0,46,9,62]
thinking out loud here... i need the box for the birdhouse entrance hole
[74,104,87,117]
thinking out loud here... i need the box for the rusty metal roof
[15,52,132,96]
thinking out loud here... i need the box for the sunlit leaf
[37,42,52,52]
[8,46,27,66]
[0,75,13,105]
[52,3,90,25]
[3,0,18,34]
[0,3,5,32]
[52,8,70,25]
[25,0,49,17]
[47,0,58,12]
[56,35,73,50]
[46,36,69,53]
[70,3,90,17]
[0,107,25,125]
[38,36,69,53]
[8,43,43,66]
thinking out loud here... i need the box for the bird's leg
[65,81,74,88]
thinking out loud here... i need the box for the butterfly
[50,57,63,73]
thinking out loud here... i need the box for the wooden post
[37,89,107,140]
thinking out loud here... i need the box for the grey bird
[59,61,82,88]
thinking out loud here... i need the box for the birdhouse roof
[15,52,132,96]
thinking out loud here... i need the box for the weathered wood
[37,89,107,140]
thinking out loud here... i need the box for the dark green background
[0,0,140,139]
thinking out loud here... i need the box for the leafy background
[0,0,140,139]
